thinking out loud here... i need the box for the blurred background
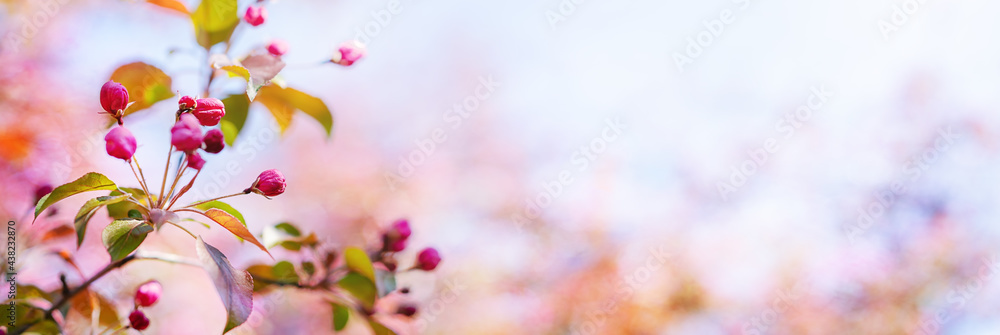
[4,0,1000,334]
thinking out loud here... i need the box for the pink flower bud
[244,5,267,26]
[266,39,289,56]
[187,151,206,170]
[129,310,150,330]
[134,280,161,307]
[388,239,406,252]
[192,98,225,126]
[100,81,129,116]
[178,95,197,110]
[105,126,137,161]
[416,247,441,271]
[203,129,225,154]
[171,114,203,152]
[249,169,285,197]
[333,41,366,66]
[383,219,411,252]
[391,219,412,240]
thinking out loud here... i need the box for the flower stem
[157,143,174,208]
[128,161,153,207]
[131,157,154,205]
[164,155,189,206]
[167,221,197,239]
[184,192,247,208]
[166,169,201,210]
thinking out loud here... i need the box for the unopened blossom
[171,114,203,152]
[192,98,225,126]
[105,126,137,161]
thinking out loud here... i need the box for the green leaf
[101,219,152,261]
[12,302,60,334]
[369,320,397,335]
[220,94,250,146]
[274,222,301,237]
[302,261,316,276]
[278,240,301,251]
[271,261,298,281]
[74,194,130,248]
[332,303,349,331]
[256,85,334,137]
[344,247,375,283]
[337,272,376,310]
[35,173,118,220]
[246,262,297,291]
[194,201,245,225]
[196,236,254,333]
[107,188,148,220]
[110,62,175,117]
[191,0,238,49]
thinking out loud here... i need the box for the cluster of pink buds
[169,96,227,171]
[128,281,161,330]
[380,219,441,271]
[98,80,287,215]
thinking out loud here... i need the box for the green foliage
[256,85,334,137]
[34,173,118,219]
[331,303,349,331]
[220,94,250,146]
[101,219,152,261]
[74,194,130,248]
[191,0,239,49]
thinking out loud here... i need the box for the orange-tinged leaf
[147,0,188,15]
[0,127,34,164]
[41,225,74,242]
[202,209,272,258]
[109,62,174,117]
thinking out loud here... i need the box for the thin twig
[157,143,174,208]
[130,157,154,206]
[164,155,189,206]
[166,222,197,239]
[166,170,201,210]
[11,255,137,333]
[183,192,246,209]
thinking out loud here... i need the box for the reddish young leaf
[201,209,272,258]
[196,237,254,333]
